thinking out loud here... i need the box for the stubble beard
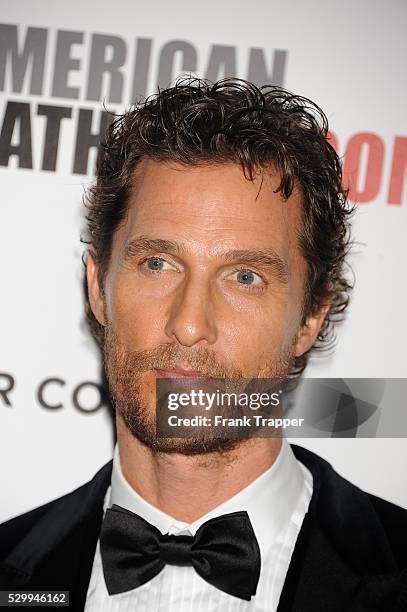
[103,326,296,457]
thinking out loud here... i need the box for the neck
[116,413,283,523]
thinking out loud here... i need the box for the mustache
[103,328,243,378]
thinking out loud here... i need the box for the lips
[154,368,210,379]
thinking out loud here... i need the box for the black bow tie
[100,504,261,601]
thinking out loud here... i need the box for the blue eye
[236,269,262,285]
[143,257,177,273]
[147,258,165,271]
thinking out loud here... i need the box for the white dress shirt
[84,439,313,612]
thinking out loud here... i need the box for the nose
[164,275,218,347]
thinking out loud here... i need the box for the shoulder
[0,460,112,565]
[291,444,407,570]
[364,491,407,566]
[0,498,57,561]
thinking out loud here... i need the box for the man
[1,78,406,611]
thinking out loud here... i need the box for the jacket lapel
[0,461,112,611]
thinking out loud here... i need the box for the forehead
[113,158,305,270]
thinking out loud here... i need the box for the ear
[294,302,331,357]
[86,250,106,327]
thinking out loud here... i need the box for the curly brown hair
[83,76,355,377]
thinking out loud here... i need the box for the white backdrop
[1,0,406,523]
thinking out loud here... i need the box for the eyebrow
[123,236,289,284]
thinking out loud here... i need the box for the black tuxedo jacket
[1,444,406,611]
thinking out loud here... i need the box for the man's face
[88,159,327,453]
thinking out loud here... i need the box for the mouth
[153,368,212,379]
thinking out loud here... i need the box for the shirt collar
[109,438,311,557]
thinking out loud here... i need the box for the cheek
[280,295,305,352]
[218,298,298,370]
[105,274,167,348]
